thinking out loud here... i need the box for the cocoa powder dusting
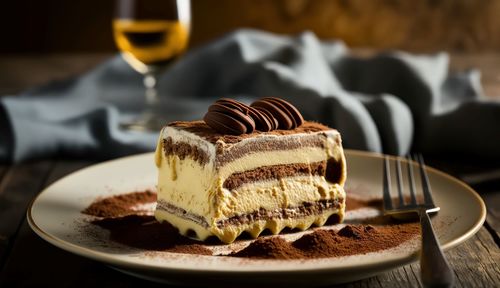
[83,191,211,255]
[82,190,156,217]
[233,224,419,259]
[91,215,212,255]
[232,237,302,259]
[82,191,420,259]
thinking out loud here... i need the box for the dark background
[2,0,500,54]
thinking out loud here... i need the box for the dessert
[154,97,347,243]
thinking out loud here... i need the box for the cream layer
[214,175,345,220]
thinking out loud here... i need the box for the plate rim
[27,149,487,275]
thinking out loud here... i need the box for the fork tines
[383,153,439,213]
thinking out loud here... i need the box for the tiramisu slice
[154,98,347,243]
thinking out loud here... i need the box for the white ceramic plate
[28,150,486,286]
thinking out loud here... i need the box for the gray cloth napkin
[1,29,499,163]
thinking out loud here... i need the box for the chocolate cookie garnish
[248,106,273,132]
[261,97,304,128]
[216,98,251,115]
[203,111,248,135]
[204,97,304,134]
[211,99,256,133]
[254,106,278,130]
[251,98,294,129]
[204,98,255,135]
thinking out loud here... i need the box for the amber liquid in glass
[113,19,189,72]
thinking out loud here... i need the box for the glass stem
[144,72,159,109]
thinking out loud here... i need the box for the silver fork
[383,154,454,288]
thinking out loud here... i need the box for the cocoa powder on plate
[82,190,156,217]
[91,214,212,255]
[82,191,420,259]
[234,224,420,259]
[83,190,211,255]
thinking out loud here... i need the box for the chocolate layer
[156,198,343,229]
[156,200,210,228]
[217,199,342,228]
[163,138,209,166]
[167,121,333,144]
[223,161,327,190]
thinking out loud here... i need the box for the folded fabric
[1,29,499,163]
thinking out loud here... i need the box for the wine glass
[113,0,191,131]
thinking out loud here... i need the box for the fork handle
[419,209,455,288]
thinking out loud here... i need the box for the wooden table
[0,54,499,287]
